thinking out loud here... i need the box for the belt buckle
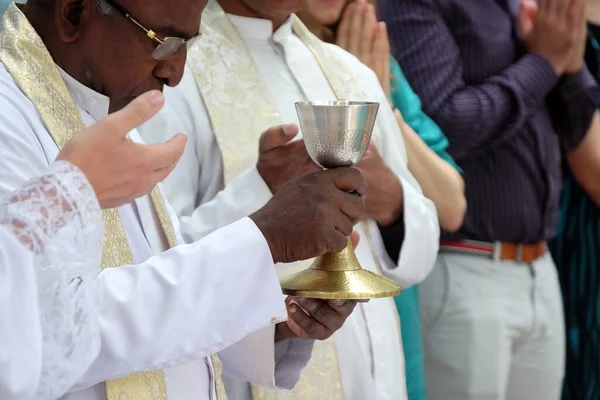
[493,242,501,262]
[516,244,523,263]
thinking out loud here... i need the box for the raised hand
[250,168,367,264]
[520,0,588,75]
[336,0,391,98]
[256,124,321,194]
[56,91,187,209]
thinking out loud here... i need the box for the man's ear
[55,0,95,43]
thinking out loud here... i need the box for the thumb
[518,0,537,37]
[102,90,165,141]
[259,124,299,153]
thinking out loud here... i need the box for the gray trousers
[421,252,565,400]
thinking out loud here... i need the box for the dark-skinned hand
[275,297,367,341]
[256,124,321,194]
[355,144,403,227]
[250,168,367,264]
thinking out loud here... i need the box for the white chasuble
[0,4,313,400]
[140,1,440,399]
[0,5,225,400]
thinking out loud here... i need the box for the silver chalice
[279,101,403,300]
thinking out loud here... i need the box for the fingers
[258,124,299,153]
[288,297,350,339]
[327,299,359,315]
[332,207,354,237]
[552,0,569,18]
[372,23,390,90]
[350,230,360,248]
[541,0,559,16]
[569,0,586,28]
[518,1,537,37]
[348,2,365,56]
[101,91,165,141]
[142,133,188,171]
[537,0,552,17]
[336,189,366,222]
[330,229,351,252]
[360,4,377,65]
[362,142,377,161]
[283,297,359,341]
[324,167,368,198]
[335,2,354,50]
[149,160,178,185]
[286,299,329,340]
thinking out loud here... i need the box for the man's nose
[152,46,187,88]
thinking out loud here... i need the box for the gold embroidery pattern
[0,6,172,399]
[210,354,228,400]
[150,185,228,400]
[190,2,344,399]
[189,1,281,186]
[251,339,342,400]
[190,3,405,399]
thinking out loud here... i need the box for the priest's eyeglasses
[103,0,201,60]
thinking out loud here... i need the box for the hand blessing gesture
[57,91,187,209]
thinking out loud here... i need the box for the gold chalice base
[286,101,402,300]
[280,238,403,300]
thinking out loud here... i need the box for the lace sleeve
[0,161,101,254]
[0,161,104,399]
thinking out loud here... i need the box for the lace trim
[0,161,101,255]
[0,161,104,398]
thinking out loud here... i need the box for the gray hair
[96,0,114,15]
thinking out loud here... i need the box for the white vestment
[0,161,103,399]
[0,62,314,400]
[140,14,440,400]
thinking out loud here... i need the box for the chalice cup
[279,101,403,300]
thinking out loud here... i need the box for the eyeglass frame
[102,0,201,60]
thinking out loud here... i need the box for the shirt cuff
[242,166,274,205]
[508,53,559,105]
[558,67,598,98]
[550,67,599,153]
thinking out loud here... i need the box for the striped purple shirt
[378,0,599,243]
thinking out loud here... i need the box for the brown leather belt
[439,240,547,263]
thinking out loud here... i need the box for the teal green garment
[0,1,13,16]
[390,56,460,400]
[389,57,460,172]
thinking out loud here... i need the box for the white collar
[227,13,294,44]
[58,68,110,122]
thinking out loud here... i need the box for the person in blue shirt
[298,1,466,399]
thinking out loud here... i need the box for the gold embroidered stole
[188,2,389,399]
[0,5,227,400]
